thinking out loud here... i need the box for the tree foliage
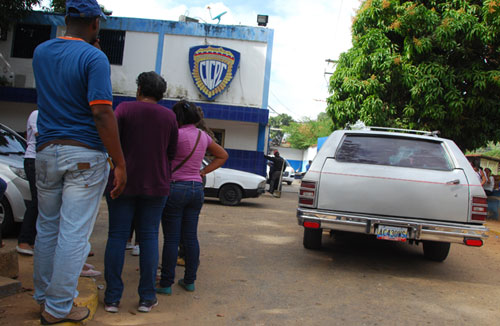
[51,0,65,13]
[269,113,294,146]
[0,0,40,35]
[283,113,333,149]
[327,0,500,151]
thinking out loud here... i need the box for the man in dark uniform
[264,150,286,195]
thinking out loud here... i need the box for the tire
[219,184,242,206]
[423,241,450,262]
[286,181,292,185]
[0,197,15,236]
[303,227,322,250]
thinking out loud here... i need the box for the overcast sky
[40,0,362,120]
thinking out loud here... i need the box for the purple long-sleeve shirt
[107,101,178,196]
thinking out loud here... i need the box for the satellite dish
[207,6,227,24]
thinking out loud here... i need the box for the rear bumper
[297,208,489,244]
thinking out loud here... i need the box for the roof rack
[368,127,440,137]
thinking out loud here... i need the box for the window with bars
[212,129,225,147]
[99,29,125,65]
[12,24,51,58]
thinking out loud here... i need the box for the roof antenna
[207,6,227,24]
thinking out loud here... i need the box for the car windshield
[0,127,26,155]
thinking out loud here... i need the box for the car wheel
[303,227,322,250]
[219,184,242,206]
[423,241,450,262]
[0,197,15,236]
[286,181,292,185]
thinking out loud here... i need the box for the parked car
[203,160,266,206]
[282,159,296,185]
[0,123,29,235]
[297,127,488,262]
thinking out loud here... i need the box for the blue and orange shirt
[33,36,113,152]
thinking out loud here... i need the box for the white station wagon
[297,127,488,262]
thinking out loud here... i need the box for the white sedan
[203,160,266,206]
[0,123,30,235]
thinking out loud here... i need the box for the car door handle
[446,179,460,185]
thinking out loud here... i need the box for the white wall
[162,35,266,108]
[303,146,318,162]
[270,147,304,161]
[204,118,258,151]
[110,32,158,95]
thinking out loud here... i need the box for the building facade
[0,12,274,176]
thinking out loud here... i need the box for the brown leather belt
[37,139,93,152]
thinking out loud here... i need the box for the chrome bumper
[297,208,489,244]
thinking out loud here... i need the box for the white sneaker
[131,245,140,256]
[126,242,134,250]
[16,245,34,255]
[80,269,101,277]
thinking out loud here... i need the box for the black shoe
[138,298,158,313]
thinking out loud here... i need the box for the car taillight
[464,238,483,247]
[471,196,488,221]
[304,221,320,228]
[299,181,316,207]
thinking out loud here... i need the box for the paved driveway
[3,182,500,325]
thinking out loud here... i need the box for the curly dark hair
[136,71,167,101]
[172,100,201,126]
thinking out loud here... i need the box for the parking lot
[2,182,500,325]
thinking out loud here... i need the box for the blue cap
[66,0,107,20]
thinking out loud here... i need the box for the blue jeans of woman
[160,181,204,287]
[104,194,167,304]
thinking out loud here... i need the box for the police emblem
[189,45,241,101]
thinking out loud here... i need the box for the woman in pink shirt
[157,100,227,294]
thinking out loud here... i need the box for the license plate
[375,225,408,242]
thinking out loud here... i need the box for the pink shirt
[171,124,212,182]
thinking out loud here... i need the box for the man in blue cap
[32,0,127,324]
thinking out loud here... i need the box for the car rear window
[336,135,452,171]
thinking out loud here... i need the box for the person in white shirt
[16,110,38,255]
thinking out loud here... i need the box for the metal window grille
[12,24,51,58]
[99,29,125,65]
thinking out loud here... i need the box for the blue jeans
[104,194,167,303]
[33,145,109,318]
[160,181,204,287]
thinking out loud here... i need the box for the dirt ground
[2,183,500,325]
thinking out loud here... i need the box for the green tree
[327,0,500,151]
[283,113,333,149]
[269,113,294,146]
[0,0,41,37]
[51,0,65,13]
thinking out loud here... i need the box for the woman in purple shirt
[157,100,228,294]
[104,72,178,313]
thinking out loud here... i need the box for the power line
[269,90,299,116]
